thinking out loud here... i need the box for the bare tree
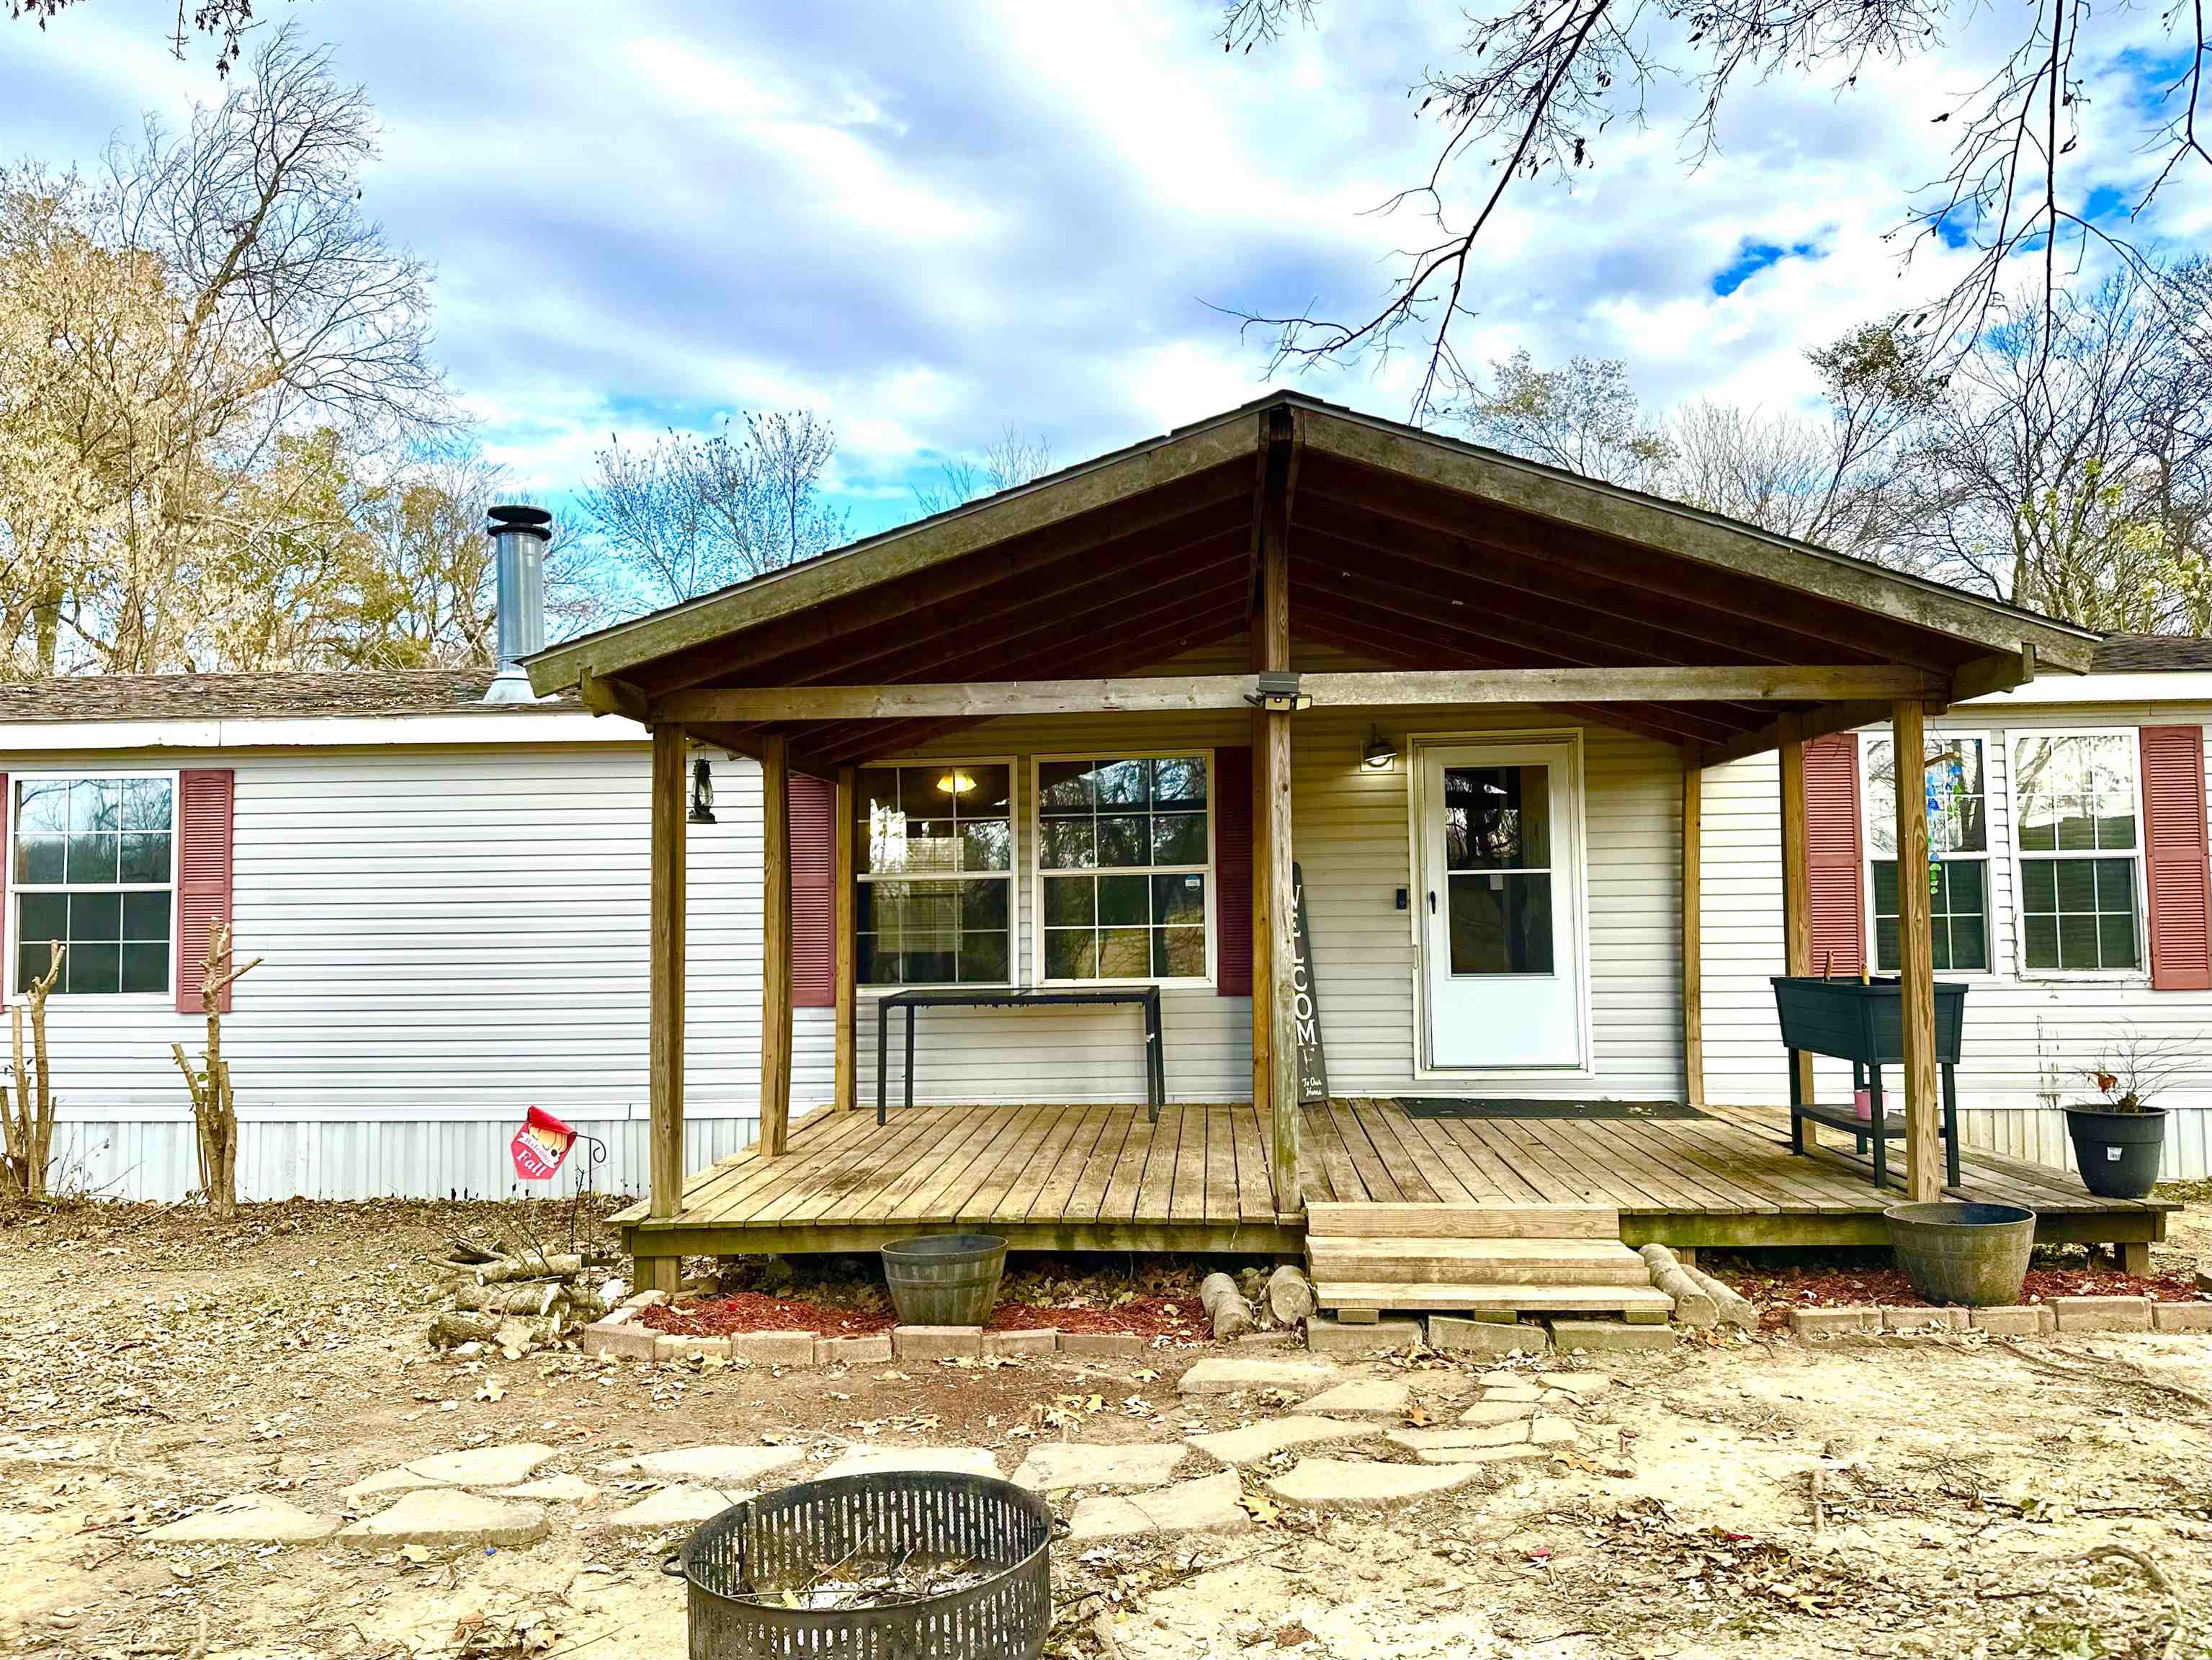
[913,424,1056,517]
[580,411,850,607]
[1219,0,2212,419]
[1459,352,1675,489]
[9,0,269,73]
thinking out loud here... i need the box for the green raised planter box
[1770,976,1969,1192]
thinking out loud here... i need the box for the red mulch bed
[641,1292,897,1338]
[986,1295,1205,1339]
[1714,1262,2207,1332]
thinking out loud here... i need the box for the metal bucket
[665,1471,1049,1659]
[880,1233,1006,1328]
[1884,1201,2036,1307]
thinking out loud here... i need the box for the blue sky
[4,1,2204,537]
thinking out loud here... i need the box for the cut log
[429,1311,503,1348]
[475,1253,584,1285]
[1636,1244,1716,1329]
[1266,1264,1317,1326]
[1199,1271,1258,1340]
[1682,1264,1759,1331]
[453,1282,570,1316]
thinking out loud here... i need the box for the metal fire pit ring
[663,1470,1051,1659]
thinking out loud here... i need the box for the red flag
[510,1106,576,1181]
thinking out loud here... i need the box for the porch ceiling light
[1362,728,1398,771]
[936,769,977,796]
[689,756,716,824]
[1247,670,1310,713]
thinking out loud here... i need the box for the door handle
[1428,891,1438,914]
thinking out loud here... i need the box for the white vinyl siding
[1698,707,2212,1179]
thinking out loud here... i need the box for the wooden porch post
[1255,414,1302,1215]
[1891,698,1943,1200]
[1682,753,1705,1110]
[833,765,857,1112]
[644,725,687,1293]
[1778,714,1817,1133]
[760,733,794,1157]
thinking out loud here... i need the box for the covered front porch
[526,391,2109,1293]
[609,1098,2175,1268]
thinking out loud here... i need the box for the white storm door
[1420,739,1585,1068]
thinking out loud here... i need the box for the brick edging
[1786,1298,2211,1339]
[578,1298,1156,1366]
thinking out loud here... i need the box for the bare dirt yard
[2,1193,2208,1660]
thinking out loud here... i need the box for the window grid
[9,773,176,997]
[852,760,1016,989]
[1863,733,1990,974]
[1035,754,1212,985]
[2010,731,2143,974]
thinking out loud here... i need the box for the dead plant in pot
[2065,1030,2188,1200]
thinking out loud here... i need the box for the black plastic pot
[880,1233,1007,1327]
[2064,1107,2168,1200]
[1884,1201,2036,1306]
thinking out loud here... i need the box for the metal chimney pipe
[484,504,551,704]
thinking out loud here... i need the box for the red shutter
[1213,746,1253,996]
[1804,733,1865,977]
[789,773,835,1008]
[2139,725,2211,991]
[176,768,236,1014]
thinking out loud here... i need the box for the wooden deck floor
[616,1099,2175,1258]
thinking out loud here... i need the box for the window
[1442,764,1554,974]
[11,775,175,996]
[1036,755,1210,982]
[1864,734,1989,973]
[853,762,1013,986]
[2011,733,2142,973]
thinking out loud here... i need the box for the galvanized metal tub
[664,1471,1050,1659]
[1884,1201,2036,1307]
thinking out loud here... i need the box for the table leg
[877,1000,889,1126]
[1868,1067,1888,1189]
[1787,1049,1804,1155]
[1943,1063,1961,1188]
[905,1004,917,1115]
[1145,994,1163,1122]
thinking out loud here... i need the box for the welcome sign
[1290,862,1329,1103]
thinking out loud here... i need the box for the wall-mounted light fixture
[1245,670,1311,713]
[689,756,717,824]
[1362,728,1399,771]
[936,769,977,796]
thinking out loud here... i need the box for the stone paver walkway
[1188,1414,1374,1465]
[343,1442,554,1503]
[1299,1379,1411,1416]
[609,1484,750,1530]
[1013,1442,1187,1493]
[1067,1471,1252,1540]
[601,1445,807,1486]
[337,1489,548,1550]
[817,1445,1000,1482]
[1176,1357,1340,1396]
[149,1493,338,1544]
[1264,1458,1481,1509]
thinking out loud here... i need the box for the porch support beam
[760,733,794,1158]
[833,765,857,1112]
[1949,645,2038,705]
[1778,715,1817,1125]
[643,725,687,1292]
[653,666,1940,724]
[1257,406,1302,1216]
[1682,754,1705,1111]
[1891,697,1943,1201]
[1699,697,1918,769]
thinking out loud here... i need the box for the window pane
[1448,872,1554,973]
[1096,927,1150,977]
[1150,757,1206,805]
[17,891,66,944]
[1152,873,1205,925]
[2095,797,2136,852]
[121,777,172,832]
[120,831,170,883]
[1443,767,1549,870]
[122,890,171,939]
[1044,929,1096,979]
[69,777,118,834]
[2094,858,2136,912]
[120,942,169,994]
[2054,862,2096,912]
[15,779,68,836]
[2023,913,2059,969]
[1042,876,1094,927]
[1873,916,1900,972]
[1155,926,1205,977]
[1096,814,1147,867]
[958,930,1008,983]
[1098,874,1148,926]
[17,944,57,993]
[2020,860,2056,911]
[1871,861,1899,916]
[1040,818,1096,870]
[957,878,1008,931]
[1039,762,1093,811]
[856,934,897,986]
[1095,759,1146,806]
[14,835,63,884]
[67,942,119,995]
[1150,813,1206,864]
[70,891,122,940]
[895,944,956,985]
[2096,912,2138,969]
[2059,914,2100,969]
[963,765,1011,816]
[66,834,118,884]
[959,821,1011,872]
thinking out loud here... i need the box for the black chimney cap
[487,504,553,538]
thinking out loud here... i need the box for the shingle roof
[2091,634,2212,674]
[0,670,577,723]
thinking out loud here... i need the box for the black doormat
[1399,1098,1708,1121]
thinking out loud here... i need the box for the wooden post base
[636,1254,681,1295]
[2116,1241,2151,1276]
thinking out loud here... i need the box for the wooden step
[1312,1280,1678,1318]
[1306,1237,1652,1288]
[1304,1202,1618,1240]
